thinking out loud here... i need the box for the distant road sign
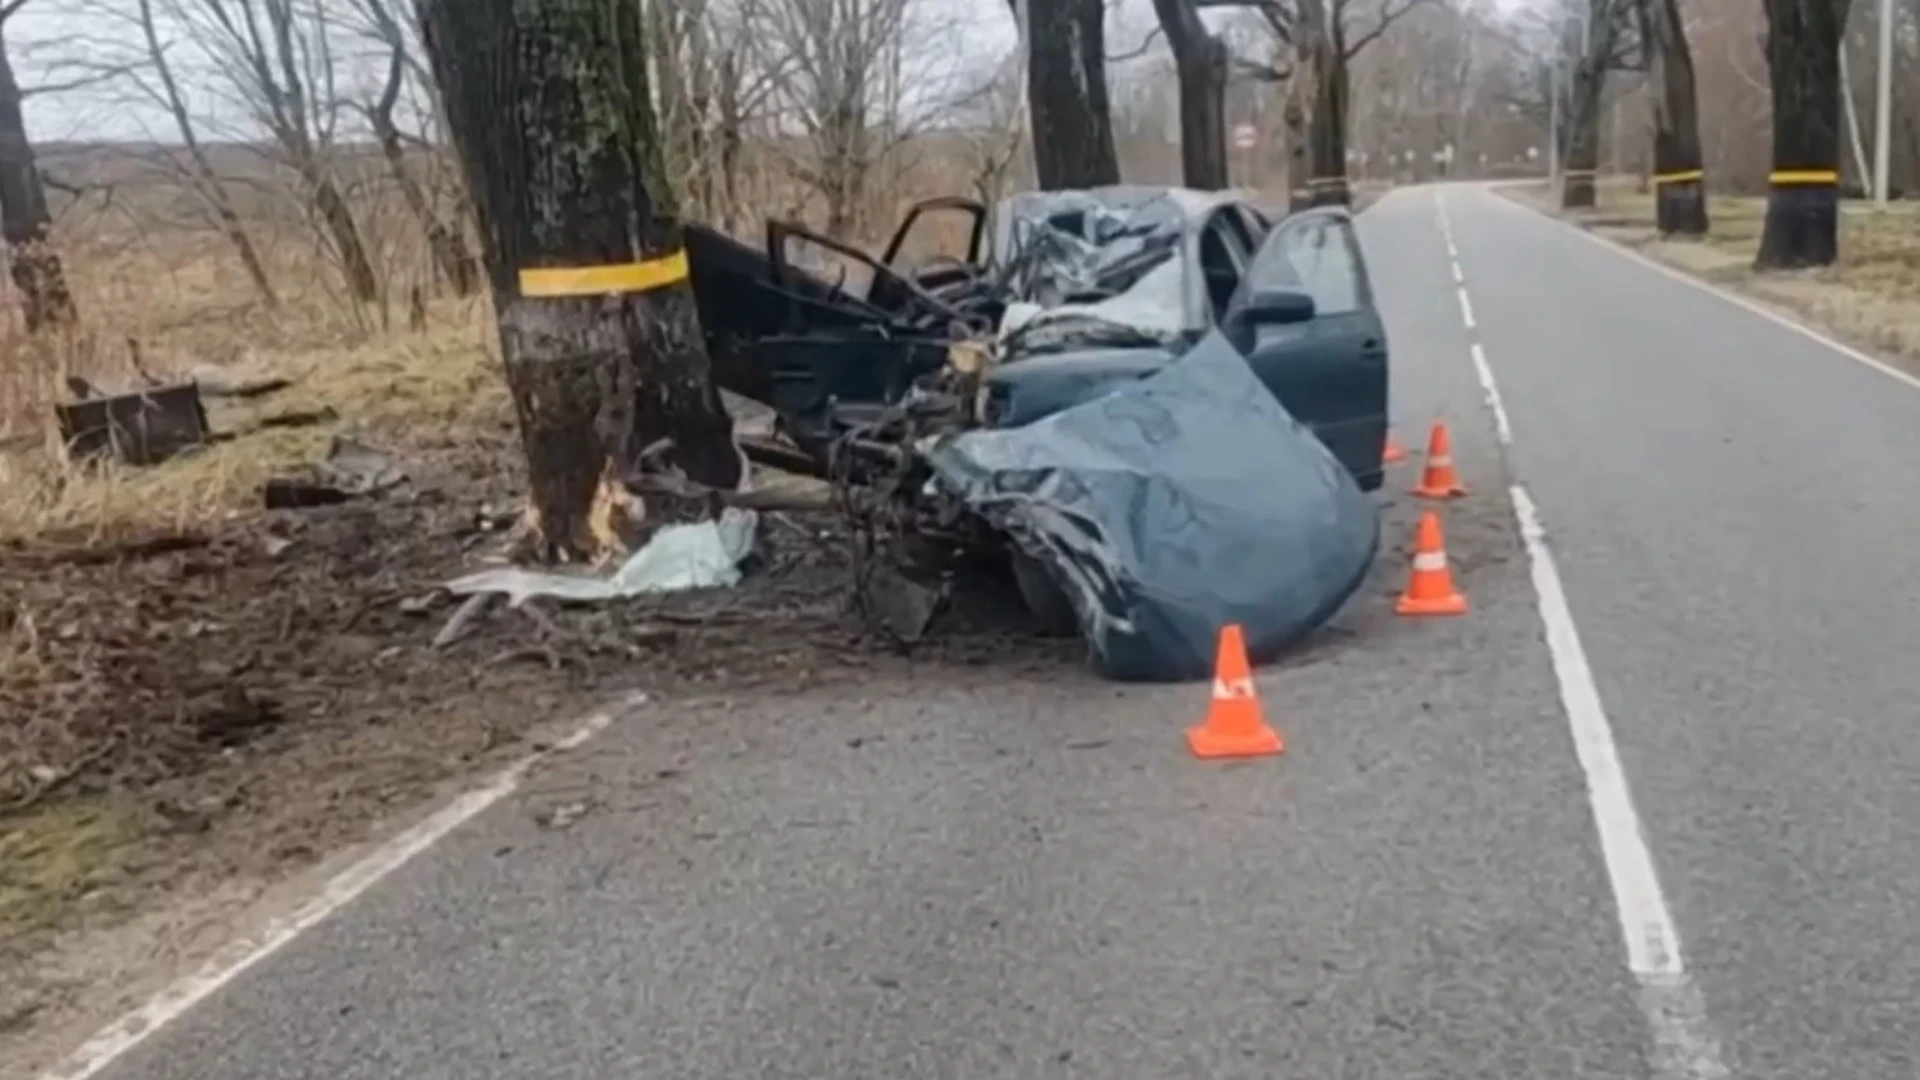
[1232,124,1257,151]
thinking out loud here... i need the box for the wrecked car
[686,186,1391,680]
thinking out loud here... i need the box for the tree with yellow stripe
[1635,0,1707,237]
[417,0,743,562]
[1756,0,1852,269]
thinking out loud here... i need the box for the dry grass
[1535,180,1920,369]
[0,200,510,544]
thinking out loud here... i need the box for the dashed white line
[1440,190,1730,1079]
[1467,342,1512,445]
[45,697,639,1080]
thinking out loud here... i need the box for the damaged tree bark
[1637,0,1707,235]
[418,0,741,562]
[1756,0,1851,269]
[1024,0,1120,189]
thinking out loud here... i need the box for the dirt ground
[0,424,1077,1066]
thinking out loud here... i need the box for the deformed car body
[688,185,1389,492]
[683,186,1391,677]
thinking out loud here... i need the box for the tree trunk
[1756,0,1851,269]
[1304,38,1351,207]
[418,0,739,562]
[0,26,75,332]
[1641,0,1708,235]
[1561,60,1605,209]
[1026,0,1120,189]
[1151,0,1229,190]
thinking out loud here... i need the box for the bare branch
[1107,25,1165,63]
[1342,0,1429,59]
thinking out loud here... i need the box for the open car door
[870,196,987,312]
[1229,207,1389,491]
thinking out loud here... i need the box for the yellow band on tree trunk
[1769,170,1839,186]
[1653,169,1704,184]
[518,250,691,298]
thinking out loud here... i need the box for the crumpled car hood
[923,331,1378,683]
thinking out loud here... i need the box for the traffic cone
[1396,511,1468,617]
[1384,432,1408,464]
[1187,625,1285,760]
[1412,420,1465,499]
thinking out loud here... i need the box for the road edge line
[1498,189,1920,396]
[42,694,642,1080]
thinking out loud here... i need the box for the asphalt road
[61,187,1920,1079]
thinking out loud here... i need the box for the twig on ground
[433,592,496,649]
[12,533,210,568]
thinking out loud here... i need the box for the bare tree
[419,0,740,562]
[1634,0,1705,235]
[1149,0,1230,189]
[1150,0,1425,198]
[1756,0,1852,269]
[961,49,1030,204]
[1020,0,1120,189]
[749,0,919,239]
[112,0,281,304]
[354,0,478,295]
[180,0,380,304]
[0,0,77,332]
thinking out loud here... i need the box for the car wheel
[1010,550,1080,638]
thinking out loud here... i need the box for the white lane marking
[1447,210,1729,1076]
[1509,488,1730,1078]
[1456,287,1476,329]
[1451,261,1465,284]
[1468,342,1513,445]
[1506,190,1920,397]
[1509,487,1680,976]
[45,698,637,1080]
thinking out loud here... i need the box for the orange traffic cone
[1396,511,1468,616]
[1383,432,1408,464]
[1187,625,1285,760]
[1412,420,1465,499]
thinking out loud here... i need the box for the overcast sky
[12,0,1538,145]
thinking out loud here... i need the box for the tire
[1010,550,1081,638]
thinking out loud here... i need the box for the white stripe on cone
[1214,677,1255,699]
[1413,551,1449,572]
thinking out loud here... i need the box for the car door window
[1198,217,1248,324]
[1254,212,1368,316]
[882,198,986,273]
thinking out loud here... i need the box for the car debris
[923,332,1378,682]
[263,436,409,510]
[671,184,1390,679]
[55,380,210,466]
[444,507,759,606]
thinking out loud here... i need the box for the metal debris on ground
[263,436,409,510]
[55,381,210,466]
[444,508,760,606]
